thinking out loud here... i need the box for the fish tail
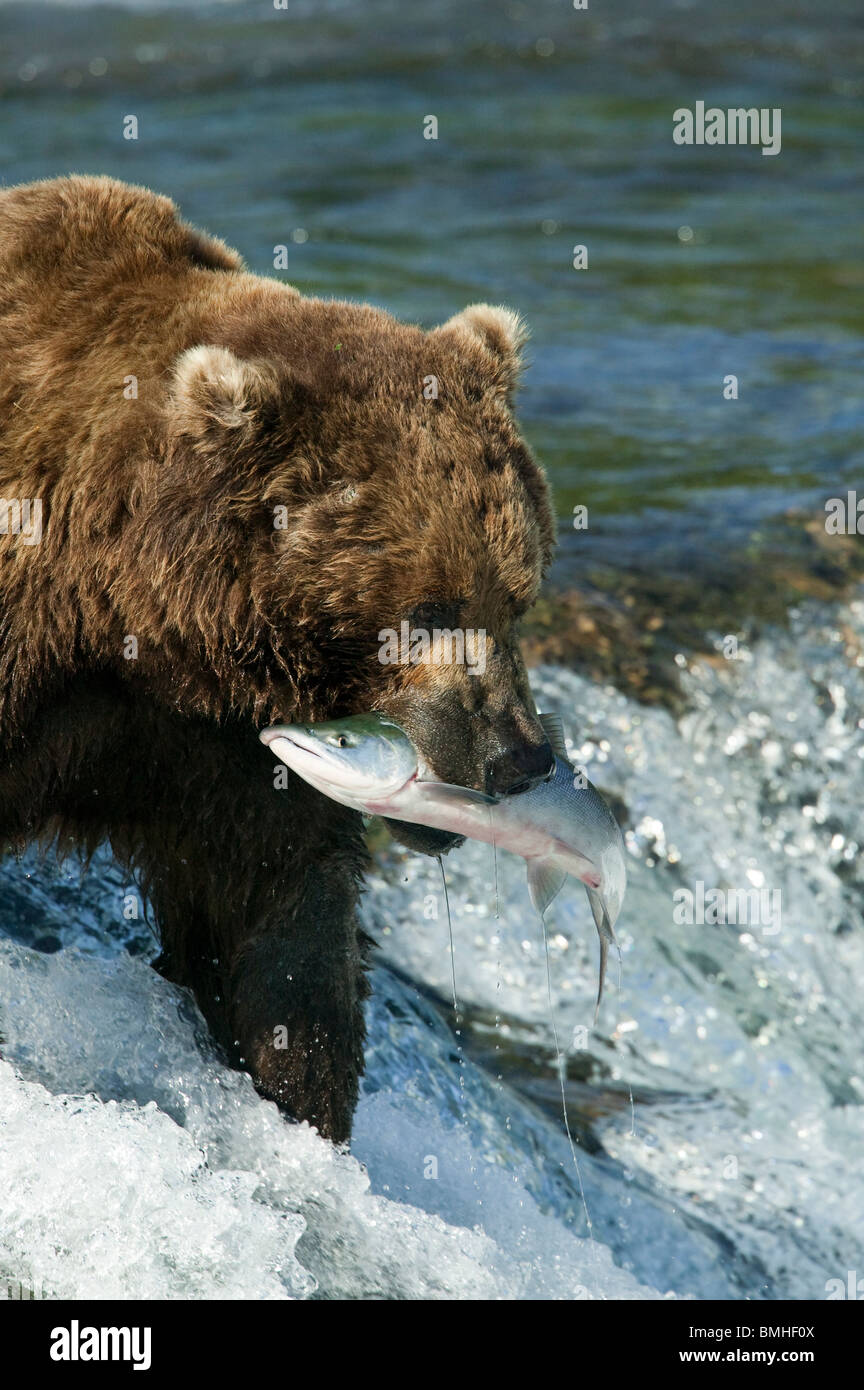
[594,931,608,1023]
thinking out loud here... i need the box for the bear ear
[170,344,278,444]
[433,303,528,394]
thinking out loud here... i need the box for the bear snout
[378,686,552,804]
[484,737,555,798]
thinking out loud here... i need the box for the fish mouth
[283,736,323,760]
[260,727,325,760]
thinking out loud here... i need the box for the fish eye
[337,735,349,748]
[326,733,352,748]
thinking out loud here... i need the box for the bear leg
[1,686,374,1146]
[124,719,373,1145]
[225,866,373,1144]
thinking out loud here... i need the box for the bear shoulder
[0,175,243,283]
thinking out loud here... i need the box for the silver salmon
[260,711,626,1007]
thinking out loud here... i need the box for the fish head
[259,713,417,811]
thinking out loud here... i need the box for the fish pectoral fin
[527,860,568,918]
[416,781,499,806]
[538,712,572,767]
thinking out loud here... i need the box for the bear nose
[486,739,555,797]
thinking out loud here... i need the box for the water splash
[1,597,862,1298]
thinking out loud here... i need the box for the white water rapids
[1,596,862,1299]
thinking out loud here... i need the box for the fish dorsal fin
[527,859,567,917]
[538,712,570,765]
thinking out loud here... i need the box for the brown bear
[0,176,555,1143]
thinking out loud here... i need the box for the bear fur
[0,176,555,1142]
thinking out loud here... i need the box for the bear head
[140,296,557,852]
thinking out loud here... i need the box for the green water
[1,0,861,601]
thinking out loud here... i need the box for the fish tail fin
[586,886,617,946]
[587,886,621,1019]
[594,932,609,1023]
